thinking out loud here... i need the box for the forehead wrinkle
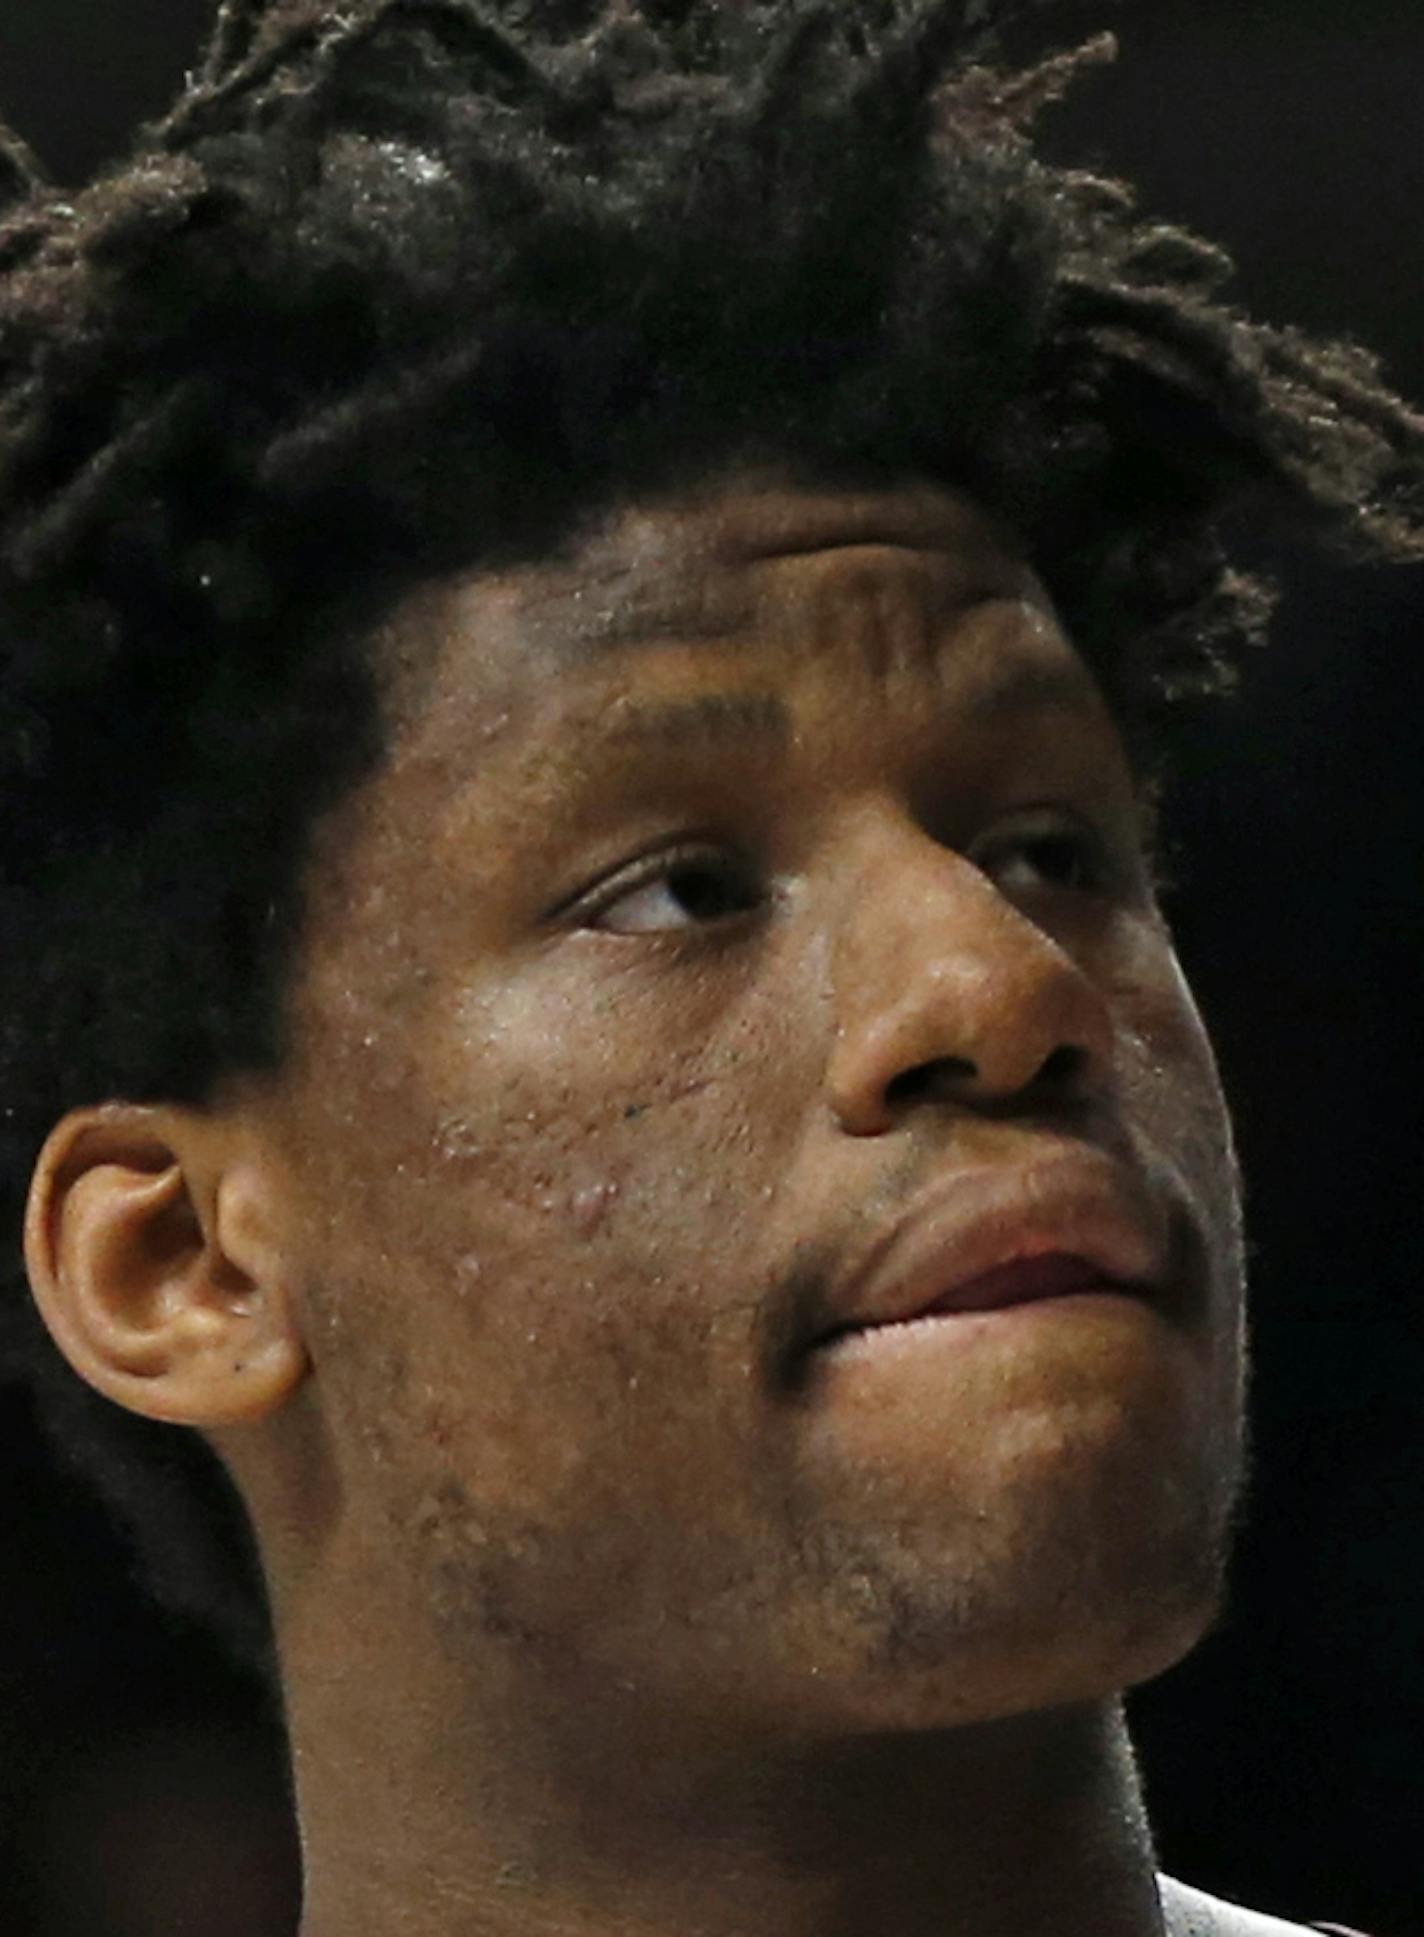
[392,493,1057,781]
[793,549,944,685]
[583,540,1016,657]
[502,490,1031,664]
[509,555,760,656]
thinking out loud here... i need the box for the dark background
[1,3,1421,1933]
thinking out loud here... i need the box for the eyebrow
[964,660,1105,726]
[596,661,1099,758]
[601,691,792,747]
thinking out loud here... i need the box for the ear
[23,1104,309,1428]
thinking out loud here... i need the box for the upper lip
[814,1152,1169,1348]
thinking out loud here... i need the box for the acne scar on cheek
[570,1179,619,1236]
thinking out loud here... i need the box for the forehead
[512,481,1035,647]
[376,475,1082,748]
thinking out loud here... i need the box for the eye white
[595,876,701,933]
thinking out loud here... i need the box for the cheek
[1109,933,1245,1380]
[1119,948,1234,1184]
[293,1018,814,1646]
[407,942,816,1249]
[283,946,818,1469]
[1100,913,1230,1140]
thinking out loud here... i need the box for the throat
[289,1665,1163,1937]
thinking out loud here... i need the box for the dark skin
[26,474,1263,1937]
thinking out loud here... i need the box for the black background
[1,4,1421,1933]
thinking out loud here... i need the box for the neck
[282,1607,1164,1937]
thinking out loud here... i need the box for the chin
[794,1577,1226,1737]
[776,1458,1237,1735]
[977,1577,1225,1721]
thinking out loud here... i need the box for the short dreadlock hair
[2,0,1422,1687]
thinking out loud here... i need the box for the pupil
[1035,837,1080,884]
[670,862,737,919]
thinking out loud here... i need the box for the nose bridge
[825,815,1113,1133]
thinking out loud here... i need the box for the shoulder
[1159,1877,1367,1937]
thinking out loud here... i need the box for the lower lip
[818,1286,1147,1363]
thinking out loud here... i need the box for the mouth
[808,1157,1170,1358]
[816,1251,1147,1357]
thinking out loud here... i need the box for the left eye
[971,815,1109,894]
[583,849,765,934]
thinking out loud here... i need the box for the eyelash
[572,842,766,934]
[969,814,1117,897]
[567,811,1121,941]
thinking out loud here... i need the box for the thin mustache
[760,1136,1208,1391]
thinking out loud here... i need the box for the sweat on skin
[26,475,1264,1937]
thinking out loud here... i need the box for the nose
[825,822,1116,1137]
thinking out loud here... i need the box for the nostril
[881,1042,1089,1115]
[1035,1043,1089,1091]
[884,1055,977,1110]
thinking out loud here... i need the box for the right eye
[581,846,766,935]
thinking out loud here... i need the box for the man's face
[246,476,1245,1736]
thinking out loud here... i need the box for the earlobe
[23,1106,309,1428]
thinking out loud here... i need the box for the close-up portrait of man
[0,3,1421,1934]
